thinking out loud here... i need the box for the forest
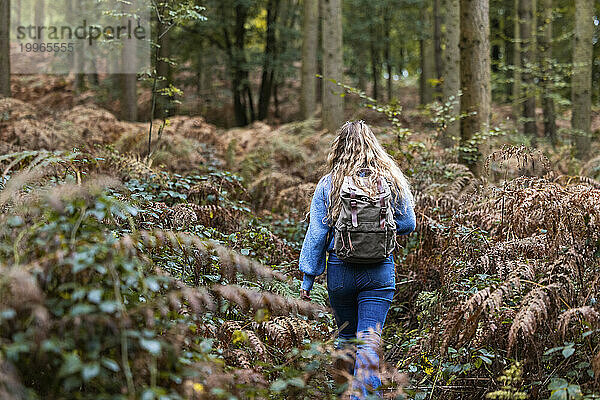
[0,0,600,398]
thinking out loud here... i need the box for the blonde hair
[325,120,413,225]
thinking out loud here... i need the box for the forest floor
[2,75,600,399]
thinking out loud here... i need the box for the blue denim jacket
[298,173,417,291]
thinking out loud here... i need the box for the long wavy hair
[325,120,413,225]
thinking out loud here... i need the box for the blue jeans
[326,251,395,399]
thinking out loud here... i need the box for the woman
[298,120,416,399]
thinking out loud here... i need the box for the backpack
[333,174,396,263]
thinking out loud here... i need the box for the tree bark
[512,0,521,130]
[539,0,556,143]
[301,0,319,119]
[321,0,344,133]
[419,0,436,105]
[155,20,172,119]
[441,0,460,146]
[11,0,19,32]
[370,21,380,101]
[459,0,491,170]
[519,0,537,137]
[34,0,44,33]
[433,0,443,80]
[230,3,251,126]
[0,0,9,97]
[73,0,86,91]
[383,4,393,101]
[503,0,514,101]
[571,0,593,158]
[120,5,137,122]
[258,0,280,120]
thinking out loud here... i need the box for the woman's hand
[300,289,312,302]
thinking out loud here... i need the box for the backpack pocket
[334,227,395,263]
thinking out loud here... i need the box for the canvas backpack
[333,174,396,263]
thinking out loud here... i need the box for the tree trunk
[0,0,9,97]
[73,0,86,91]
[572,0,593,158]
[230,3,250,126]
[301,0,319,119]
[357,52,368,91]
[34,0,44,33]
[491,16,501,73]
[321,0,344,133]
[12,0,19,32]
[384,8,393,101]
[441,0,460,147]
[155,20,172,119]
[246,78,256,122]
[370,22,380,101]
[459,0,491,170]
[539,0,556,143]
[258,0,280,120]
[512,0,521,130]
[419,0,436,105]
[433,0,443,80]
[503,0,514,101]
[120,5,137,122]
[519,0,537,137]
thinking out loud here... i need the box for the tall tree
[72,0,86,91]
[121,4,138,122]
[512,0,521,130]
[441,0,460,146]
[419,0,436,105]
[11,0,18,31]
[433,0,443,80]
[369,15,381,100]
[459,0,491,169]
[503,0,514,101]
[518,0,537,136]
[0,0,9,98]
[258,0,281,120]
[571,0,593,158]
[539,0,556,143]
[34,1,44,32]
[301,0,319,119]
[321,0,344,133]
[383,4,393,101]
[155,19,173,119]
[200,0,255,126]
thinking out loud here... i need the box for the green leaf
[87,289,103,304]
[59,353,82,377]
[270,379,287,392]
[566,384,582,399]
[288,377,305,388]
[562,346,575,359]
[548,378,568,391]
[544,346,563,356]
[101,357,120,372]
[99,301,118,313]
[549,389,567,400]
[478,355,492,365]
[82,363,100,382]
[0,308,16,320]
[141,389,155,400]
[140,339,161,355]
[70,304,95,316]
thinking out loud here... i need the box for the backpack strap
[349,186,358,227]
[377,178,386,229]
